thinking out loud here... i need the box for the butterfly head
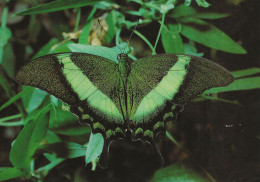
[117,53,128,63]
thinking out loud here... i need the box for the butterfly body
[15,51,233,168]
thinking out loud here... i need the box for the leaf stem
[133,30,153,52]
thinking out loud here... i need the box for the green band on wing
[153,121,164,131]
[93,122,105,131]
[106,130,115,139]
[144,130,153,138]
[132,55,190,123]
[56,55,124,124]
[135,128,144,136]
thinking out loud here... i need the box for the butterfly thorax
[117,53,131,81]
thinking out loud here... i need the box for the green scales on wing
[15,52,233,168]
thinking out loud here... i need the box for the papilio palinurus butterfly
[15,51,233,168]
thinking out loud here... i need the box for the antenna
[123,19,141,53]
[97,19,123,53]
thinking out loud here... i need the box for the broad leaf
[180,17,247,54]
[162,24,184,54]
[85,133,104,164]
[9,106,50,171]
[152,163,210,182]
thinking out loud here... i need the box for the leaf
[85,133,104,164]
[0,27,12,47]
[54,126,91,136]
[180,17,247,54]
[205,77,260,94]
[0,167,24,181]
[9,106,50,171]
[195,0,211,8]
[231,67,260,78]
[151,163,210,182]
[184,42,204,56]
[78,19,93,44]
[171,4,197,18]
[1,42,15,77]
[106,10,117,43]
[191,12,229,19]
[67,44,119,63]
[22,88,48,113]
[15,0,100,16]
[0,87,31,112]
[162,24,184,54]
[39,142,86,159]
[49,101,78,129]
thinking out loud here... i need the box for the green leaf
[106,10,117,43]
[180,17,247,54]
[0,27,12,47]
[9,106,50,171]
[85,133,104,164]
[205,77,260,94]
[191,12,229,19]
[1,42,15,77]
[184,42,204,56]
[49,101,78,129]
[22,88,47,113]
[152,163,210,182]
[171,4,197,18]
[231,67,260,78]
[39,142,86,159]
[0,167,24,181]
[78,19,93,44]
[15,0,100,16]
[68,44,119,63]
[0,87,31,112]
[162,24,184,54]
[195,0,211,8]
[54,126,91,136]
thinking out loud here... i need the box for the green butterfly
[15,50,233,168]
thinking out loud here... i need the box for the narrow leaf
[191,12,229,19]
[85,133,104,164]
[205,77,260,94]
[232,67,260,78]
[180,17,247,54]
[0,87,31,112]
[15,0,99,16]
[38,142,86,159]
[78,19,93,44]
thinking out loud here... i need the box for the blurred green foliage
[0,0,258,181]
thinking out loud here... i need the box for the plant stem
[152,12,166,55]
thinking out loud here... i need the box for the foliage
[0,0,258,181]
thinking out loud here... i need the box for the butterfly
[15,50,233,168]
